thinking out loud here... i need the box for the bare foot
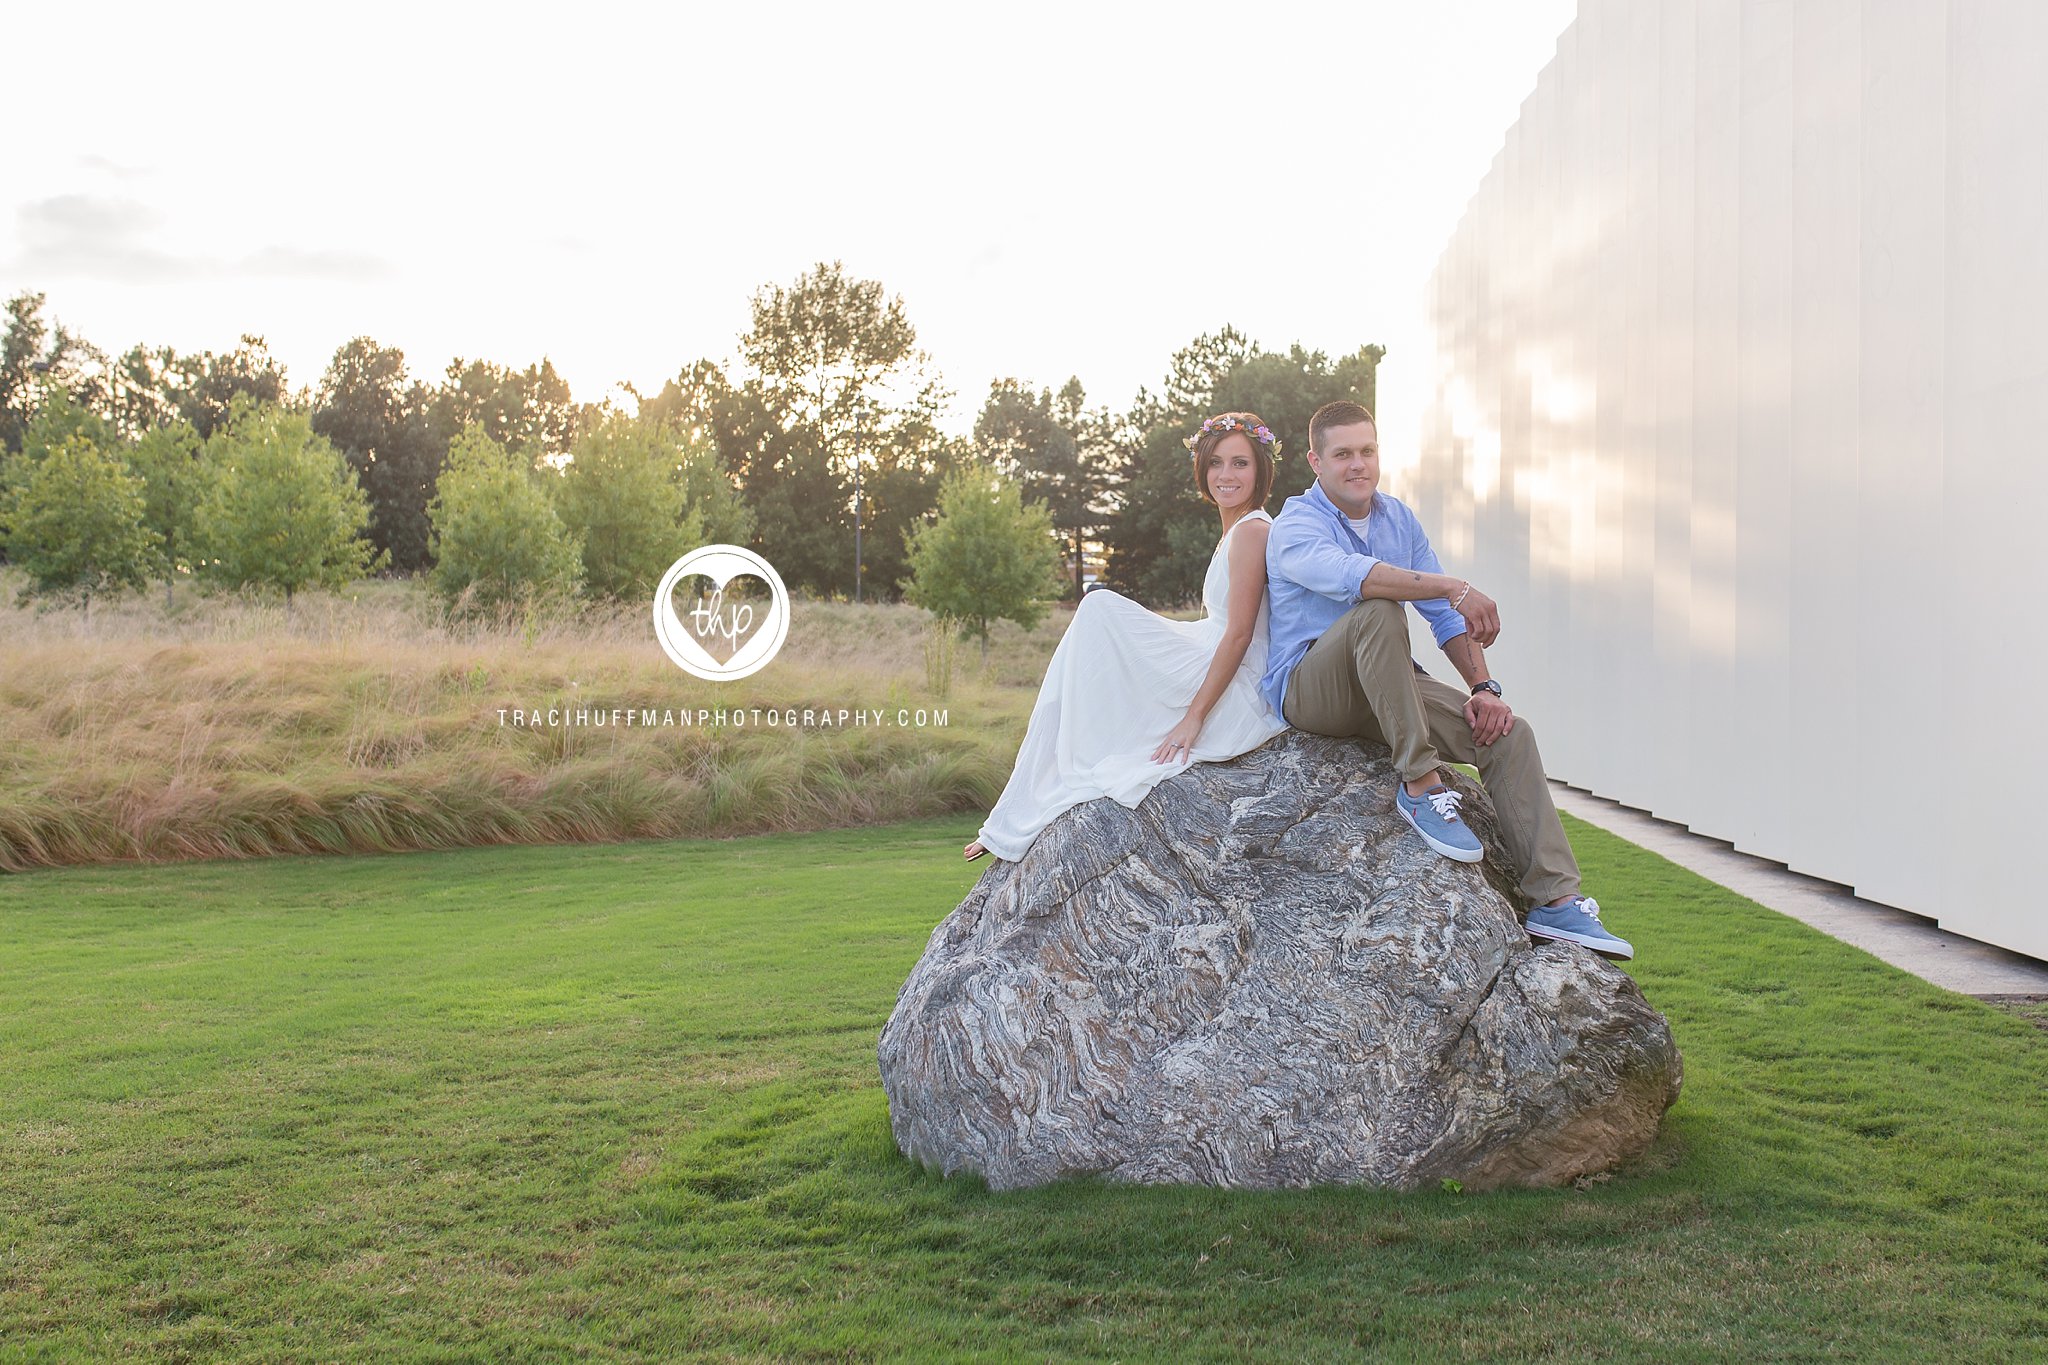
[963,839,988,862]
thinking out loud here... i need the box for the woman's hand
[1150,712,1205,765]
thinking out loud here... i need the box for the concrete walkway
[1550,782,2048,998]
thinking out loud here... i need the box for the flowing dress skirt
[975,589,1286,861]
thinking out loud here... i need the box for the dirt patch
[1977,994,2048,1034]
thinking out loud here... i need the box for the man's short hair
[1309,400,1377,454]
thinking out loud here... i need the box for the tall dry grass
[0,569,1076,871]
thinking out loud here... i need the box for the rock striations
[878,730,1682,1192]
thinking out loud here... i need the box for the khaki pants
[1281,598,1580,907]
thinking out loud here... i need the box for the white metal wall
[1408,0,2048,960]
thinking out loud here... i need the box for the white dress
[975,509,1288,861]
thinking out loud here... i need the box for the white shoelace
[1576,896,1603,922]
[1426,788,1464,822]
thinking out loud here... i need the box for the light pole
[852,403,866,604]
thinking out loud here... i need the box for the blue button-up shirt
[1260,481,1468,715]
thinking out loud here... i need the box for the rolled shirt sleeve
[1270,513,1381,606]
[1406,515,1469,647]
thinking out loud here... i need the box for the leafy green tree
[57,334,293,444]
[551,409,701,601]
[6,387,116,477]
[0,292,55,457]
[313,337,444,574]
[676,435,755,549]
[632,359,731,446]
[427,425,583,613]
[975,376,1116,598]
[849,387,965,607]
[0,389,121,552]
[191,400,385,606]
[1103,327,1259,604]
[22,385,117,455]
[903,465,1064,665]
[430,357,578,468]
[0,292,110,456]
[625,366,757,548]
[108,343,183,440]
[1103,330,1384,605]
[976,378,1058,477]
[126,419,205,609]
[2,433,156,616]
[732,261,959,598]
[164,336,294,439]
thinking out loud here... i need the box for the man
[1261,400,1632,959]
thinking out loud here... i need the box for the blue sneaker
[1525,896,1634,960]
[1394,783,1485,863]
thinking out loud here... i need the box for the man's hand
[1455,583,1501,647]
[1464,690,1514,747]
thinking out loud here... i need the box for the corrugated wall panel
[1416,0,2046,959]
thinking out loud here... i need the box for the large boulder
[878,730,1682,1192]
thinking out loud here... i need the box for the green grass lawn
[2,815,2044,1363]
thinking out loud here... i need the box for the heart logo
[652,546,791,681]
[666,573,771,665]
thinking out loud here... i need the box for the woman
[963,411,1289,862]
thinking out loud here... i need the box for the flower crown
[1183,414,1280,457]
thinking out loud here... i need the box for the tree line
[0,264,1382,621]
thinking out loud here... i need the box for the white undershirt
[1344,508,1372,544]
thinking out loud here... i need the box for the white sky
[2,0,1576,459]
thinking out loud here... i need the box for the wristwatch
[1470,680,1503,699]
